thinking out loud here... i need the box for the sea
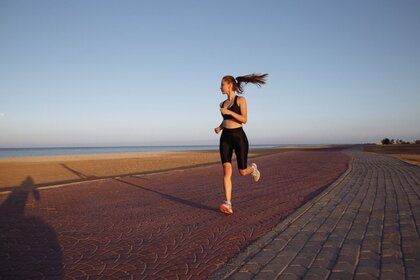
[0,144,306,159]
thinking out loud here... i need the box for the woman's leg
[222,162,233,202]
[220,130,234,203]
[234,128,254,176]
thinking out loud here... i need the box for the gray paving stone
[239,263,262,274]
[336,253,358,265]
[299,243,321,255]
[317,246,340,259]
[381,262,405,273]
[355,265,379,278]
[304,267,330,279]
[329,270,354,280]
[277,273,300,280]
[353,273,378,280]
[266,254,292,266]
[263,239,287,252]
[252,270,277,280]
[405,266,420,278]
[282,264,307,277]
[247,249,277,267]
[290,256,313,268]
[380,270,405,280]
[311,258,335,269]
[229,271,254,280]
[261,262,286,274]
[332,261,355,273]
[357,257,380,268]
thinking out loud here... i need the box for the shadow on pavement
[0,176,63,279]
[114,177,219,213]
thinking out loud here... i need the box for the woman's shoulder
[237,95,246,103]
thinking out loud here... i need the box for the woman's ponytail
[222,73,268,94]
[234,73,268,94]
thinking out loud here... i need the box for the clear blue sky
[1,0,419,148]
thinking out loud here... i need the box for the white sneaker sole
[252,163,260,182]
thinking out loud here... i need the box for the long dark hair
[223,73,268,94]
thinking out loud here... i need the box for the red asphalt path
[0,148,350,279]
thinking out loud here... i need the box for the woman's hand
[220,107,231,115]
[214,126,222,134]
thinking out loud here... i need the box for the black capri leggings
[219,126,249,169]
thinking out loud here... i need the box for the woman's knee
[223,162,232,176]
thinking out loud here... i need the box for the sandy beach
[0,145,337,191]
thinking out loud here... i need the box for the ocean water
[0,144,287,159]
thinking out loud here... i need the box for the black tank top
[220,95,241,120]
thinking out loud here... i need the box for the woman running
[214,73,268,215]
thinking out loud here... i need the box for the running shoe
[219,201,233,215]
[252,163,260,182]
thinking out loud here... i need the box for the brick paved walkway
[0,148,350,279]
[209,146,420,280]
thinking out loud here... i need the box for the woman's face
[220,80,231,94]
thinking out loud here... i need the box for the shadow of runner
[115,177,219,213]
[0,176,63,279]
